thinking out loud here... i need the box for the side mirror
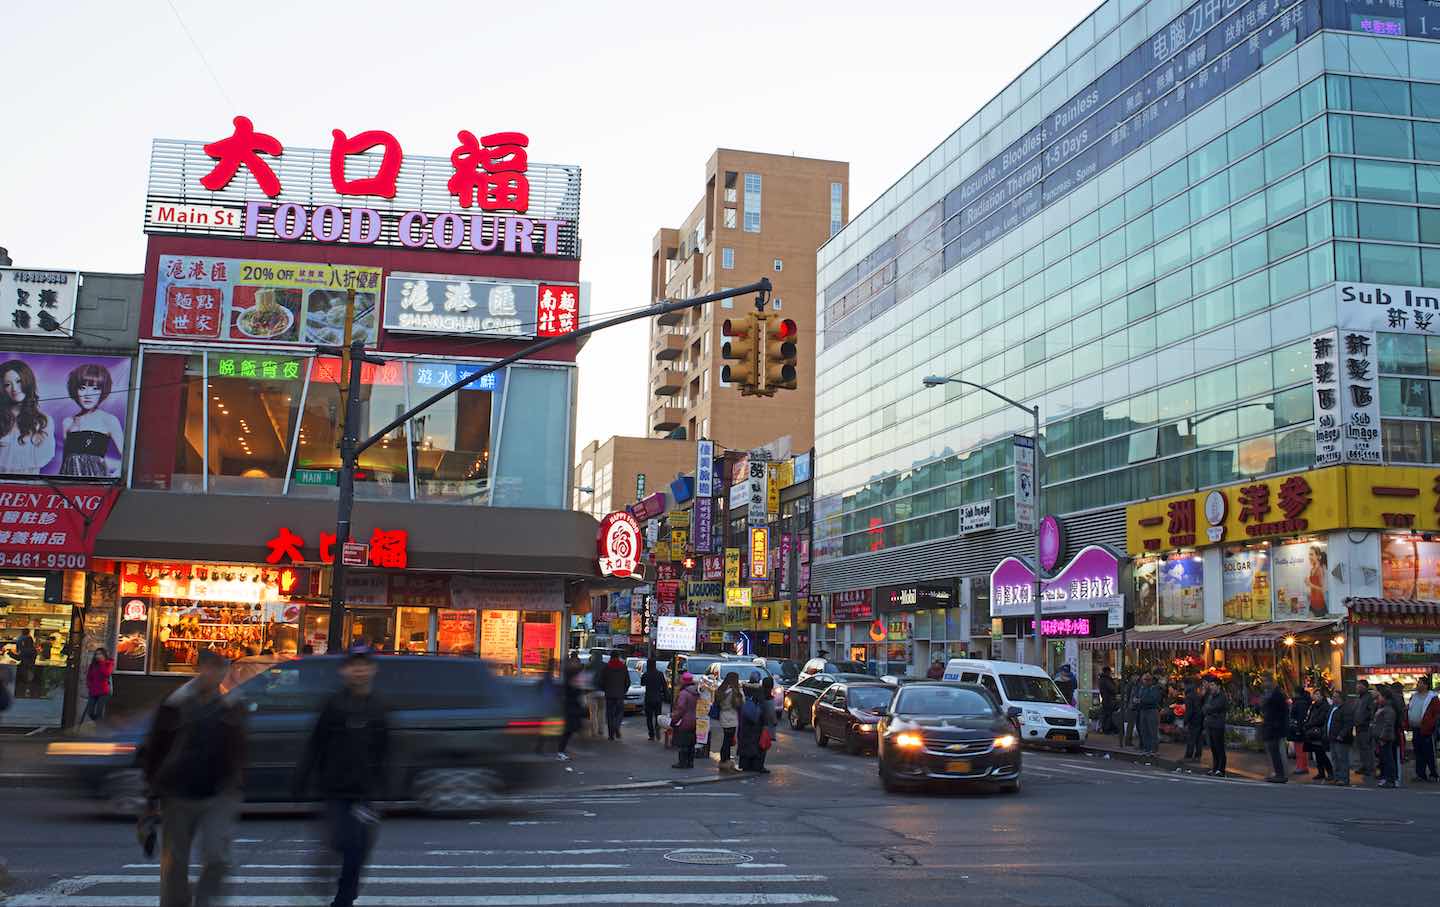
[1006,706,1022,720]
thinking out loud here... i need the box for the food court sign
[990,545,1124,617]
[145,119,580,258]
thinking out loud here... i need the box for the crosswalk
[2,840,836,906]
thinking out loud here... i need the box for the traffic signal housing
[721,314,760,395]
[762,317,798,393]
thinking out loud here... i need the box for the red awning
[1210,619,1338,650]
[1346,598,1440,616]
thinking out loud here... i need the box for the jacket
[1261,686,1289,741]
[142,680,246,800]
[1354,691,1377,733]
[1135,682,1162,712]
[1303,699,1331,746]
[599,660,630,699]
[1098,673,1118,706]
[1411,691,1440,737]
[640,668,668,707]
[1286,691,1311,741]
[1183,685,1206,728]
[85,657,114,697]
[714,686,743,729]
[670,682,698,731]
[15,634,35,666]
[295,688,390,800]
[1329,697,1357,744]
[1372,699,1398,743]
[1202,690,1228,731]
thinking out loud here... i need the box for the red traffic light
[773,318,797,340]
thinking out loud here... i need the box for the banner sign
[0,484,119,569]
[0,268,80,338]
[960,500,994,533]
[0,351,132,478]
[692,496,714,554]
[724,548,741,587]
[383,273,576,339]
[1013,435,1036,531]
[696,439,715,498]
[990,545,1123,617]
[749,527,769,579]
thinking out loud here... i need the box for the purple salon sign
[1038,515,1063,573]
[990,545,1123,617]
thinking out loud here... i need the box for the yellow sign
[750,528,769,579]
[667,510,689,528]
[724,548,741,588]
[767,463,780,514]
[654,540,671,562]
[1126,468,1345,555]
[779,460,795,490]
[1344,465,1440,533]
[725,587,752,607]
[768,632,786,645]
[670,528,688,552]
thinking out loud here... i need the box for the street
[4,721,1439,907]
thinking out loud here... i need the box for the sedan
[782,672,873,729]
[877,682,1021,794]
[624,669,645,714]
[812,682,894,755]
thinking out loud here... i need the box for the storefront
[824,589,876,669]
[1345,597,1440,695]
[989,545,1126,677]
[876,582,956,676]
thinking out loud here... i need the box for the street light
[922,374,1045,668]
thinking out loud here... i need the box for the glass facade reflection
[814,0,1440,570]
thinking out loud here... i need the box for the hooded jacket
[671,680,698,731]
[599,657,630,700]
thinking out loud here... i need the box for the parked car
[812,682,895,755]
[46,655,560,815]
[704,661,784,710]
[669,653,727,691]
[876,681,1021,794]
[800,657,870,678]
[941,659,1087,750]
[624,669,645,714]
[782,672,874,729]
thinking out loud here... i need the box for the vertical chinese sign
[1340,330,1381,464]
[1311,330,1342,466]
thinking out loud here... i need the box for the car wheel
[999,778,1021,794]
[100,768,147,817]
[414,767,501,814]
[814,723,829,747]
[844,729,862,756]
[789,706,806,730]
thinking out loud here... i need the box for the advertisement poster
[479,609,518,662]
[1272,540,1329,618]
[437,608,477,655]
[0,351,131,478]
[655,616,698,651]
[389,574,450,607]
[1380,537,1440,602]
[724,548,741,588]
[152,255,381,345]
[115,598,150,673]
[521,620,557,668]
[1222,546,1271,621]
[1157,554,1203,624]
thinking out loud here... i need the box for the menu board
[522,619,558,668]
[437,609,477,655]
[479,609,518,662]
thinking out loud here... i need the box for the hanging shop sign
[0,268,80,338]
[806,595,823,623]
[702,554,724,580]
[749,527,769,579]
[877,583,953,613]
[629,492,666,522]
[695,440,715,498]
[1013,435,1036,531]
[382,273,578,339]
[692,497,714,555]
[960,500,995,534]
[990,545,1123,617]
[1312,329,1343,467]
[1309,329,1381,464]
[725,586,752,607]
[263,526,408,568]
[687,580,723,603]
[146,124,580,258]
[597,511,642,578]
[724,548,742,587]
[0,485,116,570]
[1038,515,1064,572]
[1126,468,1346,555]
[0,351,132,478]
[831,589,873,622]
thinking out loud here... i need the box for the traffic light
[762,317,798,393]
[721,314,761,395]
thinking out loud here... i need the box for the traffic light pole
[324,278,773,654]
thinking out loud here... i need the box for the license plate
[945,760,971,773]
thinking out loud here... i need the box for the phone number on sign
[0,551,86,569]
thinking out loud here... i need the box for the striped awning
[1079,624,1238,651]
[1209,619,1338,650]
[1346,598,1440,616]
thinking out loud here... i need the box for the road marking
[62,874,827,886]
[3,895,837,906]
[121,864,632,871]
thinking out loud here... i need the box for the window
[743,172,762,233]
[298,357,407,500]
[132,352,205,491]
[723,207,737,229]
[773,258,783,272]
[999,674,1066,704]
[721,247,734,270]
[830,182,844,237]
[724,171,737,203]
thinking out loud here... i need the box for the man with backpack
[141,649,246,907]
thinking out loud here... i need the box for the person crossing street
[599,653,630,741]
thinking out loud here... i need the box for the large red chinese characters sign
[264,526,408,568]
[200,116,530,213]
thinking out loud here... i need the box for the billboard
[0,268,80,338]
[0,351,132,478]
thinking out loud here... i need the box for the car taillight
[505,719,564,736]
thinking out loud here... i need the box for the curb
[577,771,757,793]
[1080,745,1265,780]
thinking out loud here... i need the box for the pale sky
[0,0,1090,459]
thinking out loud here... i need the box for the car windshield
[895,686,996,717]
[719,665,769,683]
[848,687,894,711]
[1000,674,1067,704]
[629,670,642,685]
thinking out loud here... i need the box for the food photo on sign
[0,352,131,478]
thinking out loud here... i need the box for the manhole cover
[664,848,753,865]
[1343,817,1414,827]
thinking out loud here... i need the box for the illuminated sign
[749,528,769,580]
[382,273,577,339]
[262,526,408,568]
[596,511,642,578]
[990,545,1123,617]
[1030,617,1094,637]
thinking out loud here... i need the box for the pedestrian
[82,647,114,725]
[1373,687,1400,788]
[1260,674,1288,782]
[1408,676,1439,783]
[294,646,390,907]
[1182,677,1205,761]
[712,673,743,772]
[1202,674,1229,777]
[1327,688,1356,787]
[1135,672,1162,756]
[1386,683,1410,777]
[926,658,945,680]
[736,672,767,771]
[141,649,245,907]
[1122,674,1142,748]
[1098,666,1118,735]
[641,659,668,742]
[14,628,36,698]
[1054,664,1078,705]
[585,651,606,737]
[1304,688,1334,783]
[755,676,779,774]
[669,672,698,769]
[557,656,585,760]
[1352,679,1377,784]
[1288,684,1312,775]
[599,652,629,740]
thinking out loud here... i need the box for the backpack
[741,697,761,725]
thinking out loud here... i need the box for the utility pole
[324,278,773,654]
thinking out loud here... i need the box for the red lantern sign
[597,511,642,578]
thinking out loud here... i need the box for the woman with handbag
[1303,688,1334,783]
[754,676,779,774]
[1288,685,1312,775]
[712,673,743,772]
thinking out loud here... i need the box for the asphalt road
[4,722,1439,906]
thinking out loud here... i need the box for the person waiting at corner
[669,672,699,770]
[1201,675,1229,777]
[599,653,629,741]
[1261,675,1289,783]
[1409,676,1440,783]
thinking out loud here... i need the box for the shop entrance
[345,609,394,652]
[0,574,75,728]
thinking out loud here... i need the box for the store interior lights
[1282,634,1297,647]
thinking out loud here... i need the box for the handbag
[759,727,773,750]
[708,700,721,720]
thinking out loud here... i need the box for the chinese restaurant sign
[0,351,131,478]
[990,545,1123,617]
[146,121,579,258]
[263,526,408,568]
[152,255,382,345]
[831,589,873,622]
[0,484,119,569]
[0,268,80,338]
[597,511,641,578]
[382,273,578,339]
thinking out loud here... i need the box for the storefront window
[132,353,205,491]
[492,366,570,508]
[395,606,431,653]
[207,352,303,495]
[294,358,409,500]
[1158,552,1204,624]
[408,361,498,503]
[1382,533,1440,600]
[0,575,73,725]
[1223,543,1271,621]
[1134,557,1159,626]
[1272,537,1330,617]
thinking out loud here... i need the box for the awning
[1346,597,1440,616]
[1210,619,1339,650]
[1079,624,1238,651]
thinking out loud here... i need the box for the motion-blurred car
[782,672,874,729]
[877,681,1021,794]
[46,655,560,815]
[812,681,895,755]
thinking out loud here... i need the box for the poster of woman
[0,352,130,478]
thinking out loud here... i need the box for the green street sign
[294,468,337,486]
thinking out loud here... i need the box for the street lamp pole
[922,376,1044,667]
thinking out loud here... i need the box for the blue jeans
[1137,709,1159,753]
[326,800,376,907]
[605,697,625,738]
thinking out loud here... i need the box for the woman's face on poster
[76,382,102,411]
[2,370,25,404]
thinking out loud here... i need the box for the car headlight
[784,695,792,708]
[1023,710,1042,723]
[993,734,1017,750]
[858,723,877,732]
[894,732,924,749]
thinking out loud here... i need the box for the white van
[942,659,1087,750]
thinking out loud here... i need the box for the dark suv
[48,656,559,814]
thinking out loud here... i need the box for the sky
[0,0,1092,460]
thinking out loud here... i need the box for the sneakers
[1378,780,1397,788]
[556,752,570,762]
[1265,775,1287,783]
